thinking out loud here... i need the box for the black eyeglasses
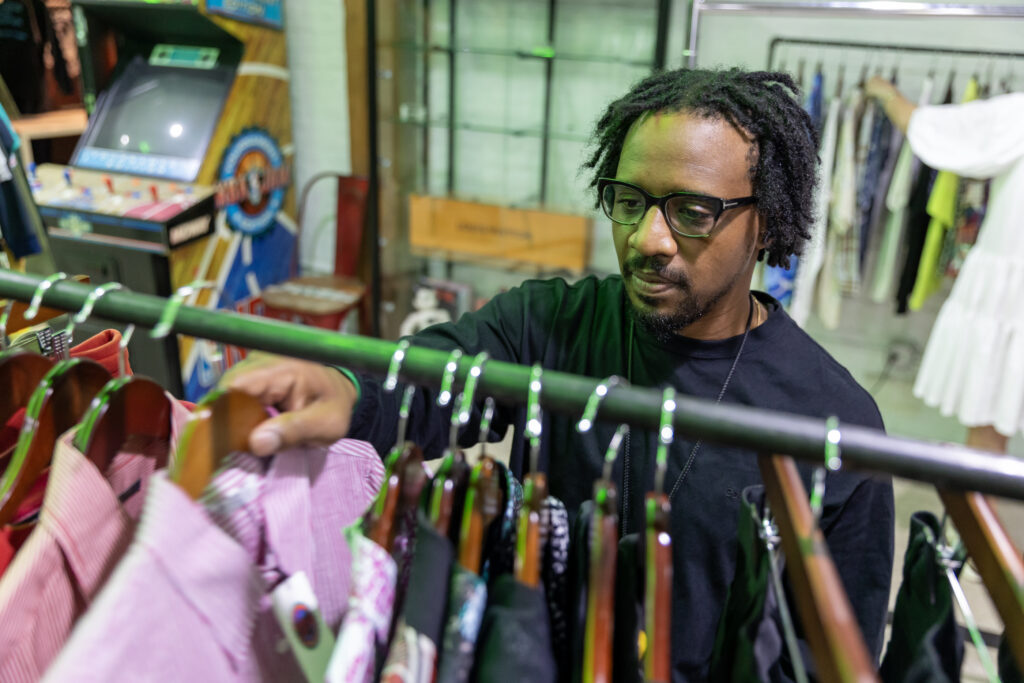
[597,178,757,238]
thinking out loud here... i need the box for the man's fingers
[248,399,352,457]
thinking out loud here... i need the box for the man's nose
[628,205,677,257]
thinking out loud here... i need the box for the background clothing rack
[766,37,1024,70]
[3,268,1024,499]
[687,1,1024,67]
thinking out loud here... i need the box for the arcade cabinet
[30,0,295,399]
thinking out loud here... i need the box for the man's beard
[623,256,731,344]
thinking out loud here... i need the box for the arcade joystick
[103,176,115,194]
[63,168,72,187]
[28,163,37,180]
[149,185,159,202]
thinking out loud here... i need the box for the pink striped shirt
[44,438,385,682]
[0,396,192,683]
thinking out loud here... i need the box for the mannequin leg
[966,425,1009,454]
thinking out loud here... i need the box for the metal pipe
[538,0,557,205]
[687,0,1024,67]
[4,269,1024,500]
[366,0,381,337]
[768,37,1024,68]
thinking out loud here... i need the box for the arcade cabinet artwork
[29,0,295,399]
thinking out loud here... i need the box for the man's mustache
[623,256,690,288]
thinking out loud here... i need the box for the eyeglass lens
[601,182,718,236]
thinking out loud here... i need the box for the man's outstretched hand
[221,353,359,456]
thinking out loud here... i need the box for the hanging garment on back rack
[0,104,42,260]
[342,279,894,680]
[857,94,895,275]
[0,397,191,682]
[871,75,936,303]
[790,93,840,328]
[908,91,1024,436]
[45,440,385,682]
[879,511,965,682]
[907,77,979,312]
[473,573,557,682]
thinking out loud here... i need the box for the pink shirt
[0,397,192,683]
[44,438,385,682]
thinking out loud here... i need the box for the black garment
[569,500,594,683]
[542,496,570,680]
[0,0,71,115]
[473,574,557,683]
[999,632,1023,683]
[879,511,964,682]
[895,163,938,314]
[398,511,453,648]
[612,532,643,683]
[347,276,895,681]
[708,486,789,682]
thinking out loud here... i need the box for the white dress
[909,93,1024,436]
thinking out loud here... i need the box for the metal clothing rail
[768,37,1024,68]
[687,0,1024,67]
[4,268,1024,500]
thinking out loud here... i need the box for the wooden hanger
[170,388,268,499]
[0,358,111,525]
[644,389,677,683]
[66,287,173,474]
[576,379,628,683]
[939,489,1024,672]
[515,364,548,588]
[758,453,878,683]
[0,353,54,433]
[458,455,501,573]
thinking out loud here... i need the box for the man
[229,67,894,680]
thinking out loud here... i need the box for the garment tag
[271,571,336,682]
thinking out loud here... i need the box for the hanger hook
[810,416,841,525]
[437,348,464,408]
[603,423,630,482]
[525,363,544,475]
[63,282,123,354]
[24,272,68,321]
[451,351,488,451]
[118,324,136,378]
[477,396,497,456]
[577,375,625,433]
[655,387,677,495]
[151,280,216,338]
[384,339,411,392]
[0,299,13,352]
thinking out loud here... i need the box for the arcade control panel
[30,163,216,254]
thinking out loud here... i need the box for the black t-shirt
[348,275,895,681]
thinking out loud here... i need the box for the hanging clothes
[329,526,399,683]
[805,69,824,138]
[817,87,863,329]
[0,104,43,259]
[612,532,644,683]
[708,486,793,681]
[871,75,936,303]
[943,177,989,279]
[379,512,453,683]
[0,0,71,115]
[791,94,841,327]
[857,97,895,273]
[436,565,488,683]
[45,441,386,682]
[910,91,1024,436]
[471,573,557,682]
[878,512,964,682]
[906,77,979,311]
[542,496,571,680]
[0,398,191,682]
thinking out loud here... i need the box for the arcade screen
[73,57,234,182]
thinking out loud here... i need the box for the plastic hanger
[365,340,427,551]
[74,283,173,473]
[430,351,487,537]
[576,375,628,683]
[457,397,502,575]
[0,279,116,525]
[757,419,878,682]
[645,388,676,683]
[515,363,548,588]
[0,299,54,434]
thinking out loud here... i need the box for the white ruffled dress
[909,93,1024,436]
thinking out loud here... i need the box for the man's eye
[617,197,643,210]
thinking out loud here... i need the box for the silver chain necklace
[623,294,758,524]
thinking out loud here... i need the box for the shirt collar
[137,472,263,665]
[41,394,193,596]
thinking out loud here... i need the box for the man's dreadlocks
[583,67,818,268]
